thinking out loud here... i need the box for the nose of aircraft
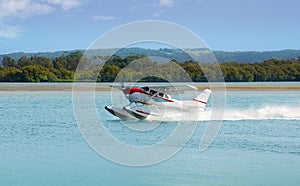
[123,87,131,94]
[128,92,139,103]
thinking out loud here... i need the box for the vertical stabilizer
[193,89,211,107]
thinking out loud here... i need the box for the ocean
[0,83,299,185]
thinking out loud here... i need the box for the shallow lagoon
[0,83,300,185]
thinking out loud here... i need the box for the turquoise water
[1,85,300,185]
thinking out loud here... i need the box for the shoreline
[1,84,300,91]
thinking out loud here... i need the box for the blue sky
[0,0,300,53]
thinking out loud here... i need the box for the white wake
[148,106,300,121]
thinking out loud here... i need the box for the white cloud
[47,0,82,11]
[91,15,116,21]
[0,0,84,20]
[0,22,22,38]
[0,0,54,20]
[159,0,174,7]
[0,0,83,39]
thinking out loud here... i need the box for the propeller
[110,82,130,98]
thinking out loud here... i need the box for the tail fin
[193,89,211,107]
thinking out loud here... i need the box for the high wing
[110,83,199,94]
[142,85,198,94]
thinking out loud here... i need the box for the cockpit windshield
[141,86,149,91]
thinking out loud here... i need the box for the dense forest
[0,51,300,82]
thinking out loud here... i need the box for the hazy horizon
[2,47,300,55]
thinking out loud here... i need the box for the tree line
[0,51,300,82]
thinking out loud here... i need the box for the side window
[142,86,149,91]
[150,89,157,95]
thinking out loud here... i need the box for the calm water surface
[0,83,300,186]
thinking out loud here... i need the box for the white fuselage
[129,92,206,111]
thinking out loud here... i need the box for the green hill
[1,48,300,63]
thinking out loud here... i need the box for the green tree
[31,56,53,69]
[0,68,24,82]
[21,65,48,82]
[99,65,121,82]
[17,56,33,67]
[2,56,17,68]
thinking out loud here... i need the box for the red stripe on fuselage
[155,96,174,102]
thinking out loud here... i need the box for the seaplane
[105,84,211,120]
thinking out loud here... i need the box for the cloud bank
[0,0,83,38]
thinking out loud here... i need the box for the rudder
[192,89,211,106]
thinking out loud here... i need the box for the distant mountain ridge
[213,49,300,63]
[1,48,300,63]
